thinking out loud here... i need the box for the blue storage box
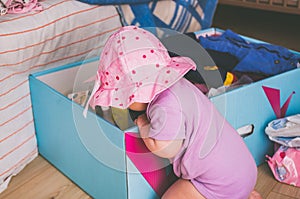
[29,58,175,199]
[29,28,300,198]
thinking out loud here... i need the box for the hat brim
[91,56,196,109]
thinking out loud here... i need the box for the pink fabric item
[266,145,300,187]
[88,26,196,109]
[5,0,42,14]
[125,132,177,197]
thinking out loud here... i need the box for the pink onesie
[146,78,257,199]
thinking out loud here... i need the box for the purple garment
[146,78,257,199]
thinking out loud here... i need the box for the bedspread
[0,0,122,192]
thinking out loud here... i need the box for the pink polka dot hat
[88,26,196,109]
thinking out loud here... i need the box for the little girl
[88,26,261,199]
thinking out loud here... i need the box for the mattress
[0,0,122,193]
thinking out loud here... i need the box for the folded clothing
[265,114,300,147]
[265,114,300,137]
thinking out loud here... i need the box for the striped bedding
[0,0,122,193]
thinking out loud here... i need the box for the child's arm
[136,114,183,159]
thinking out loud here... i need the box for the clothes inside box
[192,29,300,97]
[67,89,135,131]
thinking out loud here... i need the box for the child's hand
[135,113,183,159]
[135,113,149,127]
[135,113,150,138]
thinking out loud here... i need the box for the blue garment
[77,0,150,5]
[77,0,218,32]
[199,29,300,76]
[118,0,218,32]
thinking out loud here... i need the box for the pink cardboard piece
[281,91,296,117]
[262,86,295,118]
[262,86,281,118]
[125,132,177,197]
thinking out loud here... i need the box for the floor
[1,4,300,199]
[1,155,300,199]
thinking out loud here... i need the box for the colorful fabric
[76,0,217,32]
[117,0,218,32]
[77,0,150,5]
[0,0,42,14]
[267,145,300,187]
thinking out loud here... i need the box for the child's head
[89,26,196,109]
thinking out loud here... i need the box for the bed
[0,0,218,194]
[0,0,122,192]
